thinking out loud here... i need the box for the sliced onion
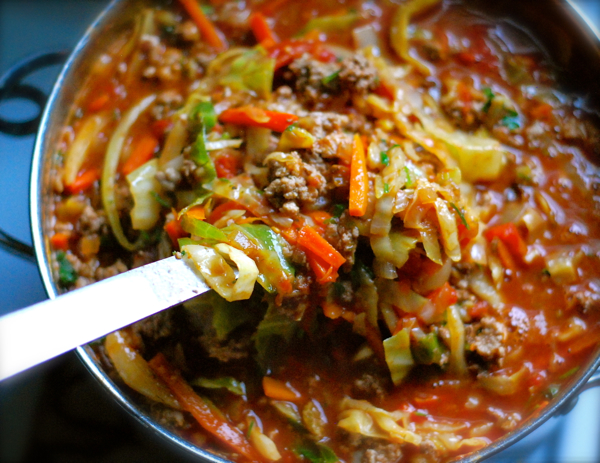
[446,305,468,376]
[205,139,244,151]
[63,113,109,186]
[182,243,258,302]
[105,330,180,409]
[102,94,156,251]
[127,159,163,230]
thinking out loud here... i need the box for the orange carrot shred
[87,93,110,113]
[349,134,369,217]
[50,232,70,251]
[249,12,278,45]
[262,376,302,401]
[177,0,228,52]
[66,168,100,194]
[121,134,159,176]
[149,353,260,461]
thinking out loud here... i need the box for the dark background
[0,1,599,462]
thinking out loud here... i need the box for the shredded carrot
[207,201,247,224]
[50,232,70,251]
[297,225,346,270]
[219,106,298,132]
[149,353,260,461]
[262,376,302,401]
[164,218,187,247]
[427,282,458,313]
[279,225,299,246]
[121,134,159,176]
[483,222,527,260]
[306,211,331,234]
[66,168,100,194]
[495,238,517,270]
[87,93,110,113]
[249,12,278,46]
[185,206,206,221]
[349,134,369,217]
[306,251,338,284]
[177,0,227,52]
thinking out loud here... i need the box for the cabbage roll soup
[48,0,600,461]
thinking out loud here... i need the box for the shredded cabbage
[390,0,441,75]
[338,397,422,445]
[127,159,163,230]
[105,330,180,409]
[478,367,528,396]
[102,94,156,251]
[249,423,282,461]
[182,243,258,301]
[63,113,109,186]
[383,328,414,385]
[446,305,468,376]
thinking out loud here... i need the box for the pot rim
[27,1,600,462]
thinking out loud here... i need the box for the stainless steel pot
[7,0,600,461]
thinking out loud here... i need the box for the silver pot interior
[28,0,600,461]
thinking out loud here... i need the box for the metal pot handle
[580,366,600,392]
[0,51,68,263]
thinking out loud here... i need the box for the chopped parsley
[501,110,521,130]
[56,251,78,286]
[151,191,170,208]
[201,4,215,15]
[383,182,390,194]
[482,87,494,113]
[544,384,560,400]
[380,151,390,166]
[404,166,413,188]
[332,203,346,218]
[450,202,469,229]
[322,70,341,85]
[295,441,338,463]
[559,366,579,380]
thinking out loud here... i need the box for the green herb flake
[322,70,341,86]
[284,122,299,132]
[151,191,170,208]
[450,202,469,229]
[192,101,217,132]
[201,4,215,15]
[414,410,428,417]
[544,384,560,400]
[501,110,521,130]
[295,441,339,463]
[559,366,579,380]
[542,268,551,277]
[482,87,494,113]
[246,419,255,439]
[383,182,390,194]
[380,151,390,166]
[56,251,78,286]
[404,166,413,187]
[332,203,346,218]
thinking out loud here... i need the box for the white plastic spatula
[0,256,211,381]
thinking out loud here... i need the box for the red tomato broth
[48,0,600,462]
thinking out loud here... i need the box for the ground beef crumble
[465,316,508,364]
[264,151,326,214]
